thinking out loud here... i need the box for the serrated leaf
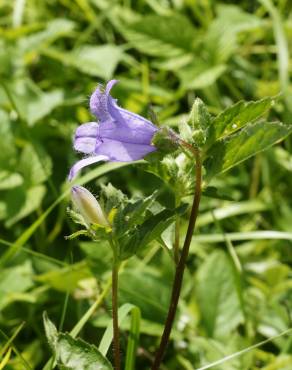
[43,312,58,352]
[120,14,196,57]
[196,251,244,338]
[100,183,126,214]
[119,205,187,260]
[113,191,158,236]
[209,96,277,143]
[205,121,292,182]
[56,333,113,370]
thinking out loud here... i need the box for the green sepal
[150,127,180,157]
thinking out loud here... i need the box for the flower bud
[187,98,210,130]
[71,186,109,227]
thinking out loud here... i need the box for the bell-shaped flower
[71,185,110,227]
[69,80,158,181]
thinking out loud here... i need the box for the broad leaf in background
[204,5,263,63]
[3,79,64,126]
[178,63,227,90]
[44,44,124,80]
[0,110,17,166]
[19,144,52,186]
[36,261,92,292]
[0,171,23,190]
[0,261,34,310]
[205,122,292,182]
[119,267,171,323]
[4,185,46,227]
[1,143,52,227]
[196,251,244,338]
[120,14,196,58]
[70,45,124,80]
[19,19,76,56]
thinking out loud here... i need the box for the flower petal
[68,155,109,181]
[99,116,157,145]
[75,122,99,138]
[74,122,101,154]
[74,137,97,154]
[95,139,156,161]
[90,80,118,121]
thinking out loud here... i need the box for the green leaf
[27,89,64,126]
[100,183,126,215]
[19,19,75,54]
[70,45,123,79]
[120,14,196,57]
[113,191,158,237]
[202,186,234,201]
[43,45,123,80]
[179,64,227,90]
[205,121,292,181]
[43,314,113,370]
[0,261,34,310]
[0,171,23,190]
[5,79,64,125]
[196,251,244,338]
[19,144,52,185]
[0,110,17,166]
[119,205,186,260]
[119,268,171,323]
[56,333,113,370]
[35,261,92,292]
[5,185,46,227]
[43,312,58,352]
[204,5,263,63]
[209,96,277,143]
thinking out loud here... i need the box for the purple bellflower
[69,80,158,181]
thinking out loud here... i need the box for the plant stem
[173,195,180,265]
[111,240,121,370]
[112,261,121,370]
[151,143,202,370]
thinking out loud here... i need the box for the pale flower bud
[71,186,109,227]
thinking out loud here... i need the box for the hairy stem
[173,195,181,265]
[112,260,121,370]
[151,144,202,370]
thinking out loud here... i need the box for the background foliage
[0,0,292,369]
